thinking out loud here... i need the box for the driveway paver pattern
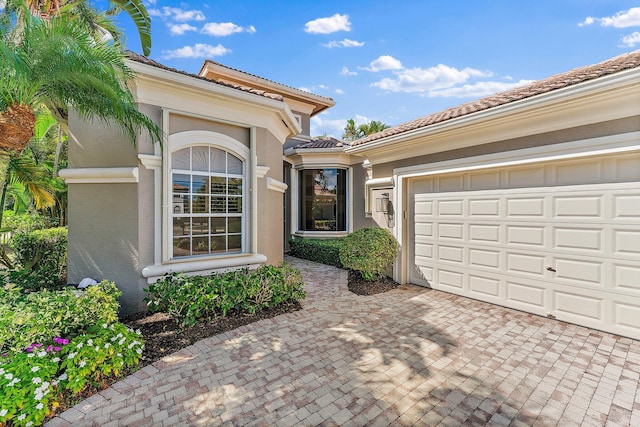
[47,257,640,426]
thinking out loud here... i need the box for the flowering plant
[0,324,144,426]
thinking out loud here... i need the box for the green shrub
[145,263,306,327]
[339,227,399,281]
[7,227,68,291]
[0,281,120,354]
[2,211,58,233]
[288,238,344,267]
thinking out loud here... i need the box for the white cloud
[364,55,403,72]
[622,31,640,47]
[201,22,256,37]
[305,13,351,34]
[372,64,491,93]
[335,89,345,95]
[323,38,365,48]
[427,79,535,98]
[161,43,231,59]
[340,67,357,76]
[149,7,206,22]
[579,7,640,28]
[168,23,197,35]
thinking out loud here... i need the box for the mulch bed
[347,270,400,296]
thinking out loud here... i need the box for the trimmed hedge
[288,238,344,268]
[145,263,306,327]
[339,227,398,281]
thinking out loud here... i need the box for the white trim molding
[138,154,162,169]
[142,253,267,282]
[266,177,288,193]
[256,165,270,178]
[59,167,139,184]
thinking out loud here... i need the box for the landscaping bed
[347,270,399,296]
[123,301,302,367]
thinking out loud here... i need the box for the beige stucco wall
[255,128,285,264]
[169,114,250,147]
[67,110,147,314]
[350,162,373,231]
[371,117,640,178]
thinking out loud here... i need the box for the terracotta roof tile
[352,51,640,147]
[295,137,347,149]
[126,52,284,101]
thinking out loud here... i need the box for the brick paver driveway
[48,257,640,426]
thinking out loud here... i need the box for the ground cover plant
[0,282,144,426]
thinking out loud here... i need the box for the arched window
[169,143,245,258]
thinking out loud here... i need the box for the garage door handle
[546,266,556,272]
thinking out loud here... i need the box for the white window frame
[163,131,251,263]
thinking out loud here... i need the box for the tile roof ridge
[125,52,284,102]
[203,60,335,102]
[352,50,640,147]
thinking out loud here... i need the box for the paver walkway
[48,257,640,426]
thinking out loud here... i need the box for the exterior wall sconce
[376,193,390,213]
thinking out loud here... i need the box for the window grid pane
[171,146,244,258]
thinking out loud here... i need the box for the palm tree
[1,0,152,55]
[342,119,390,141]
[342,118,361,141]
[358,120,390,137]
[0,13,162,154]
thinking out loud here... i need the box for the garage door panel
[409,152,640,340]
[507,253,545,276]
[507,198,545,217]
[613,194,640,219]
[553,257,603,286]
[553,227,603,253]
[438,223,464,239]
[553,291,603,321]
[469,199,500,216]
[506,281,546,311]
[438,199,463,216]
[614,229,640,256]
[469,224,500,243]
[469,248,500,270]
[469,275,501,299]
[437,269,464,290]
[438,245,464,264]
[553,196,602,219]
[507,225,546,247]
[614,300,640,332]
[614,264,640,294]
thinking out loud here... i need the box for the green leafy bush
[0,324,143,427]
[288,238,344,267]
[145,263,306,327]
[6,227,68,291]
[0,281,120,354]
[339,227,399,281]
[2,211,58,233]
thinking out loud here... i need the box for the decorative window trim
[256,165,270,178]
[162,130,251,263]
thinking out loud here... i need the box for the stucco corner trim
[141,253,267,280]
[266,177,288,193]
[58,167,139,184]
[138,154,162,169]
[256,165,270,178]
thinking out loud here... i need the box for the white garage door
[409,152,640,340]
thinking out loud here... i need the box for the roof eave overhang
[129,60,302,139]
[200,60,335,116]
[346,68,640,163]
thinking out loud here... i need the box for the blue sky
[111,1,640,138]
